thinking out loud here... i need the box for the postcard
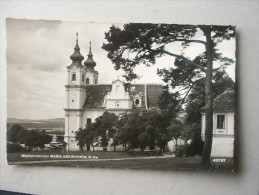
[6,19,236,171]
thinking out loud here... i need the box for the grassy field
[7,151,233,172]
[25,157,203,171]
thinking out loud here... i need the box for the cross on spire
[70,32,84,64]
[84,40,96,68]
[76,32,79,44]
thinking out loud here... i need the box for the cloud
[6,19,236,119]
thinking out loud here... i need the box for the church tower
[64,34,99,151]
[84,42,99,84]
[64,34,84,150]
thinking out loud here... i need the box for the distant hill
[7,118,65,130]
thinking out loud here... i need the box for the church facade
[64,37,163,151]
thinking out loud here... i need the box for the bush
[175,144,189,157]
[175,138,204,157]
[7,143,27,153]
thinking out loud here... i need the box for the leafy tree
[186,123,204,156]
[158,86,181,117]
[114,112,130,151]
[103,23,235,167]
[57,135,64,142]
[85,125,96,151]
[167,120,185,147]
[75,128,87,151]
[185,70,234,126]
[24,130,51,150]
[122,109,143,150]
[138,132,152,151]
[93,111,118,151]
[7,124,26,143]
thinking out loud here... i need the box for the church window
[135,99,140,105]
[72,99,74,102]
[217,114,225,129]
[71,140,74,143]
[95,78,98,84]
[87,118,92,125]
[86,78,90,84]
[82,74,85,82]
[72,73,76,81]
[115,101,120,107]
[116,85,120,91]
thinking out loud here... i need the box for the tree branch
[170,39,206,45]
[160,50,206,72]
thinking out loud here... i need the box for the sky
[6,19,236,119]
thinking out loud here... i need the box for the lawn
[7,151,233,172]
[26,157,203,171]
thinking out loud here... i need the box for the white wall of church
[69,69,84,86]
[64,111,84,151]
[106,100,133,110]
[82,109,105,126]
[67,88,85,108]
[67,112,81,134]
[68,89,79,108]
[85,71,98,84]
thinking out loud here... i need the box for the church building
[64,36,163,151]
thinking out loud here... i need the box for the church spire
[84,41,96,69]
[70,32,84,65]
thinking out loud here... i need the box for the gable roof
[213,89,235,111]
[200,89,235,112]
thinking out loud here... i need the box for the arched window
[82,74,85,82]
[72,73,76,81]
[86,78,89,84]
[116,85,120,91]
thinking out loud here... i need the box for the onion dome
[70,33,84,65]
[84,41,96,69]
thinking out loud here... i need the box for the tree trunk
[202,27,214,168]
[86,144,90,151]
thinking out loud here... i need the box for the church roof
[83,84,112,109]
[200,89,235,112]
[70,33,84,66]
[82,84,163,110]
[84,42,96,69]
